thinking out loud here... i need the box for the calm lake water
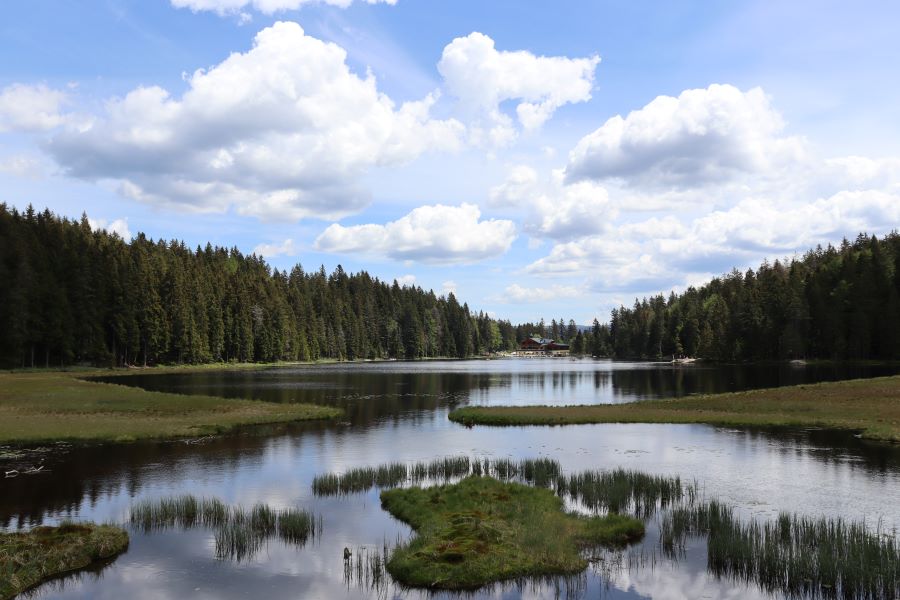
[4,359,900,599]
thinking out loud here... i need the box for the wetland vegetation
[311,456,561,496]
[449,375,900,442]
[129,495,321,561]
[380,476,645,589]
[0,371,341,444]
[315,454,900,597]
[660,501,900,599]
[0,522,128,600]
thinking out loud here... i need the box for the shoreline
[449,375,900,443]
[0,370,342,446]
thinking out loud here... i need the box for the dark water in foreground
[3,359,900,599]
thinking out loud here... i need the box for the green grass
[0,371,342,444]
[0,522,129,600]
[558,468,695,517]
[130,495,321,561]
[660,501,900,599]
[380,476,644,590]
[311,456,563,496]
[449,375,900,442]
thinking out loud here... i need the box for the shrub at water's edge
[0,522,128,600]
[380,476,644,590]
[449,375,900,442]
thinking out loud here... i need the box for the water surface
[4,359,900,599]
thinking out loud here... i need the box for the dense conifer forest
[0,205,525,368]
[3,204,899,367]
[598,232,900,361]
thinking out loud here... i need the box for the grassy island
[0,371,342,444]
[380,476,644,590]
[449,375,900,442]
[0,522,129,599]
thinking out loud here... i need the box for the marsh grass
[129,495,320,561]
[661,501,900,599]
[311,456,562,496]
[559,469,695,517]
[0,522,129,600]
[277,509,321,545]
[343,543,393,597]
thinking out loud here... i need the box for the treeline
[603,232,900,361]
[0,204,524,368]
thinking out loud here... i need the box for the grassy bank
[449,375,900,442]
[380,476,644,590]
[0,522,128,599]
[0,371,342,444]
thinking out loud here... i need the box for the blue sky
[2,0,900,325]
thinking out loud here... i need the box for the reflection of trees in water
[606,362,900,400]
[0,430,279,528]
[9,364,900,529]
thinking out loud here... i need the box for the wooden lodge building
[517,337,570,356]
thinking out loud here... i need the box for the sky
[2,0,900,325]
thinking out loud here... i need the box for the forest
[3,204,899,367]
[0,204,528,368]
[598,232,900,361]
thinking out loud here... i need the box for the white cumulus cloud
[253,238,297,258]
[0,83,68,132]
[566,84,806,187]
[438,32,599,143]
[0,155,44,179]
[500,283,582,304]
[490,166,613,241]
[88,217,133,241]
[171,0,396,17]
[525,189,900,293]
[394,274,417,287]
[314,203,516,264]
[47,22,463,222]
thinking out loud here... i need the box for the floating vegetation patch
[129,495,321,561]
[312,456,562,496]
[380,476,644,590]
[660,501,900,600]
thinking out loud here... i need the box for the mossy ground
[449,375,900,442]
[0,523,129,599]
[0,371,342,444]
[380,476,644,590]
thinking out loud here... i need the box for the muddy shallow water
[4,359,900,599]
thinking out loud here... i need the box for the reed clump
[129,495,320,561]
[558,468,693,517]
[311,456,562,496]
[661,501,900,599]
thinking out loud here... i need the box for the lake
[4,358,900,599]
